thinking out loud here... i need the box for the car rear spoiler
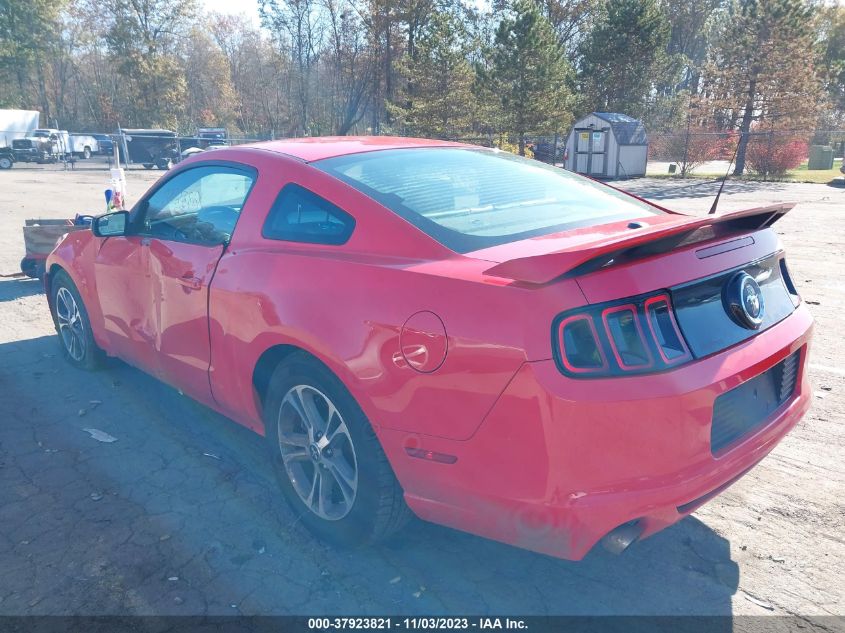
[483,203,795,284]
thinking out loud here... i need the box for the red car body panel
[45,137,813,559]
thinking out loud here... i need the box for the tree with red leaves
[745,135,808,179]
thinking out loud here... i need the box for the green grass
[787,158,843,184]
[646,158,843,184]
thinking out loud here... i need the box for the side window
[262,184,355,245]
[140,165,255,244]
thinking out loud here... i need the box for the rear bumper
[379,304,813,560]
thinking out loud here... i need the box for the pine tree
[577,0,671,120]
[816,4,845,134]
[390,11,475,137]
[478,0,574,155]
[704,0,825,175]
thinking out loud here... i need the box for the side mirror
[92,211,129,237]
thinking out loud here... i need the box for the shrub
[495,138,534,159]
[649,129,733,176]
[745,136,808,178]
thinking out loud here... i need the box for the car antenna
[708,132,743,215]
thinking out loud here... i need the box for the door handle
[177,274,202,290]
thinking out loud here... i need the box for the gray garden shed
[564,112,648,179]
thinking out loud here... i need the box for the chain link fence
[0,128,265,171]
[438,134,566,163]
[648,129,845,179]
[4,125,843,177]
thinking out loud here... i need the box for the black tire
[50,270,104,370]
[82,147,91,159]
[20,257,44,279]
[0,156,12,169]
[264,353,411,546]
[143,163,154,170]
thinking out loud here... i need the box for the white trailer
[0,109,39,147]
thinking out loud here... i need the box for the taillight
[643,295,692,365]
[601,304,654,370]
[779,257,801,307]
[557,314,608,373]
[554,292,692,378]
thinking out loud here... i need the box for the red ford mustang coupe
[45,137,812,560]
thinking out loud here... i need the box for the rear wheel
[50,270,104,370]
[264,353,411,546]
[0,156,12,169]
[82,147,91,159]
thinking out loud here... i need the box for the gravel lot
[0,162,843,621]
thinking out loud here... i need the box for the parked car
[92,133,114,156]
[197,127,228,147]
[11,137,55,163]
[44,137,813,560]
[0,146,14,169]
[179,128,229,157]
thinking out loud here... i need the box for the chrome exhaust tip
[601,520,644,555]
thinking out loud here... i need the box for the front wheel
[264,354,411,546]
[50,270,104,370]
[0,156,12,169]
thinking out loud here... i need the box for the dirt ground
[0,161,843,622]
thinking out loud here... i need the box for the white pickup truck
[29,129,99,159]
[67,133,99,159]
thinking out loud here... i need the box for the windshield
[315,147,662,252]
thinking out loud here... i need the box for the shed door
[574,128,609,177]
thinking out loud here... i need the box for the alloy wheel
[56,287,86,362]
[277,384,358,521]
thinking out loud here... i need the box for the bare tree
[260,0,323,135]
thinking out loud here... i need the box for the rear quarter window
[262,183,355,245]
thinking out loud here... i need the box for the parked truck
[68,133,99,159]
[0,146,14,169]
[31,128,70,158]
[10,137,55,163]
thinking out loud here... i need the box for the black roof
[592,112,647,145]
[119,128,177,137]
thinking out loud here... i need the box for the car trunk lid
[475,204,793,286]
